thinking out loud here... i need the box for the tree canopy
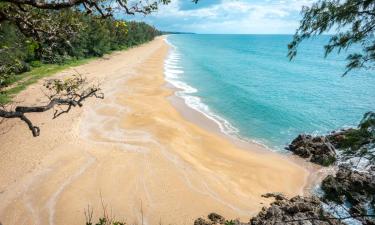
[0,0,178,136]
[288,0,375,75]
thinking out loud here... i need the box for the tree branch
[1,0,86,10]
[0,76,103,137]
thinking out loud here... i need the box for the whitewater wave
[164,37,240,137]
[164,37,295,153]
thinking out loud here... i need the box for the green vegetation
[0,0,174,138]
[86,218,125,225]
[0,57,94,104]
[288,0,375,76]
[0,0,163,136]
[338,112,375,164]
[288,0,375,158]
[0,8,161,103]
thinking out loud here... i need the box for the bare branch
[0,75,103,137]
[1,0,86,10]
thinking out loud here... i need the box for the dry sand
[0,36,311,225]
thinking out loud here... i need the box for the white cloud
[134,0,316,34]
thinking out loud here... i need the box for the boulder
[288,134,336,166]
[261,193,286,201]
[250,196,344,225]
[194,213,242,225]
[321,165,375,218]
[207,213,226,224]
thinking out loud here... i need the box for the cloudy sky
[123,0,315,34]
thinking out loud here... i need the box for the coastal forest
[0,7,160,101]
[1,15,160,81]
[0,1,161,135]
[0,0,375,225]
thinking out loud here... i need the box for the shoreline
[169,92,325,194]
[163,36,324,195]
[0,36,313,225]
[163,36,274,154]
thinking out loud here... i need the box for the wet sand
[0,36,310,225]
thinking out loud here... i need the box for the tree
[0,0,195,136]
[0,75,103,136]
[288,0,375,75]
[287,1,375,224]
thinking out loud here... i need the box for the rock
[288,134,336,166]
[194,213,228,225]
[327,129,353,148]
[194,218,212,225]
[207,213,225,224]
[249,196,344,225]
[321,165,375,218]
[194,196,351,225]
[261,193,286,201]
[194,213,244,225]
[326,128,367,149]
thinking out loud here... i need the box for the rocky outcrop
[249,195,344,225]
[194,213,242,225]
[195,195,344,225]
[287,125,374,167]
[261,192,286,201]
[202,114,375,225]
[326,129,357,148]
[322,165,375,219]
[287,134,337,166]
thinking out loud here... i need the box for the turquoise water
[165,34,375,151]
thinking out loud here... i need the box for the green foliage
[338,128,372,150]
[86,218,125,225]
[331,112,375,168]
[29,61,42,68]
[0,57,94,104]
[225,220,236,225]
[360,111,375,131]
[288,0,375,75]
[0,8,160,90]
[44,75,85,96]
[0,21,33,86]
[336,112,375,151]
[321,155,337,167]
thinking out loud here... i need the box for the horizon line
[162,32,333,36]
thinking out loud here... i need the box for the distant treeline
[0,8,161,87]
[161,31,196,35]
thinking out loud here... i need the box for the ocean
[164,34,375,151]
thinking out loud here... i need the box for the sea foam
[164,37,240,137]
[163,34,375,152]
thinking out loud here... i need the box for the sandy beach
[0,36,310,225]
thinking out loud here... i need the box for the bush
[0,9,161,87]
[29,60,43,68]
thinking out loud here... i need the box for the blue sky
[122,0,315,34]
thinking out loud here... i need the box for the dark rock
[194,213,245,225]
[321,165,375,217]
[194,213,229,225]
[261,193,286,201]
[207,213,225,224]
[288,134,336,166]
[194,218,212,225]
[250,196,344,225]
[327,129,354,148]
[195,196,348,225]
[365,218,375,225]
[326,128,369,149]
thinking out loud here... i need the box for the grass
[0,57,95,104]
[0,40,153,105]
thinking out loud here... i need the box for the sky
[122,0,315,34]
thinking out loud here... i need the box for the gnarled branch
[0,75,103,137]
